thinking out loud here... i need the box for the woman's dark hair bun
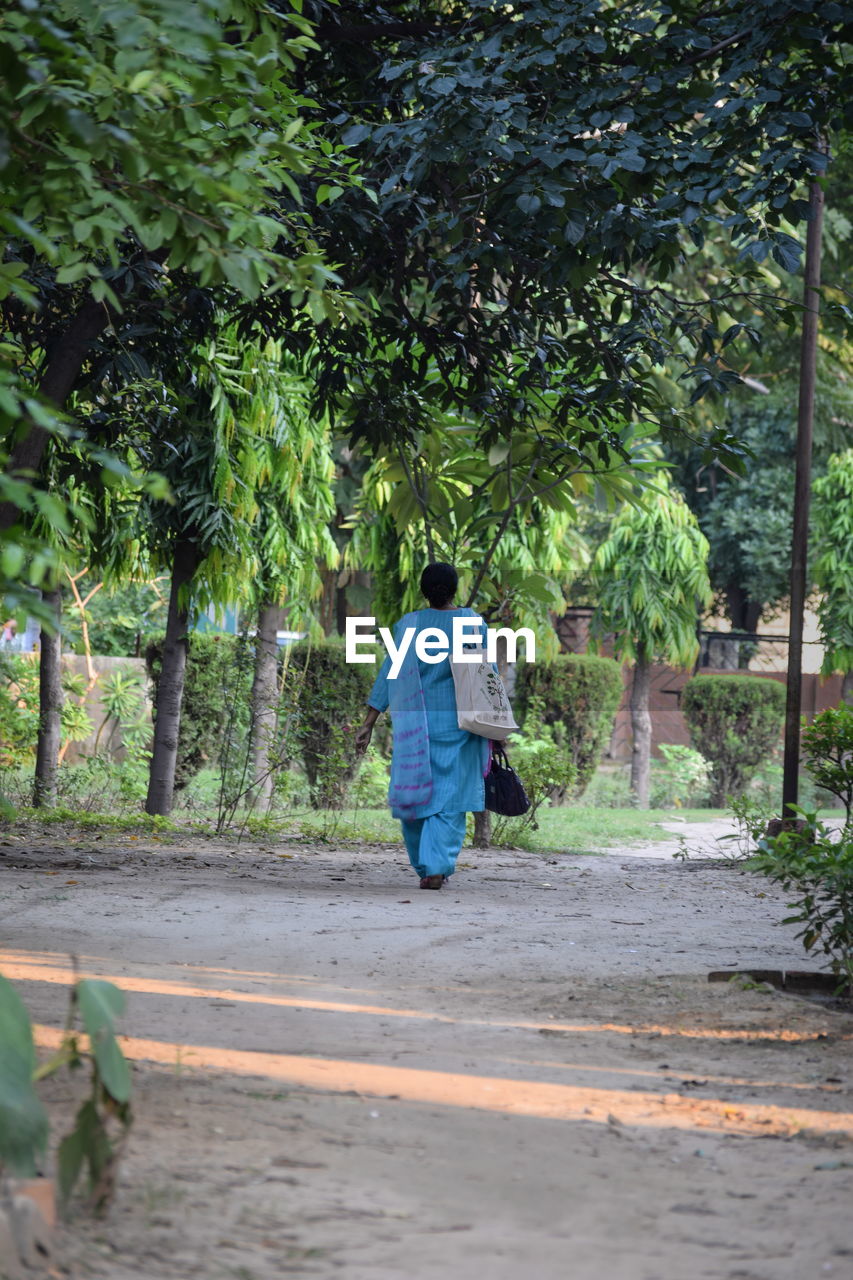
[420,561,458,608]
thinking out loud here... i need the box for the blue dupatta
[387,611,433,818]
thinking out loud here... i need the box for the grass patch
[504,806,725,854]
[3,802,836,858]
[6,806,180,833]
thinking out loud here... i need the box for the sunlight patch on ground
[4,951,846,1045]
[32,1024,853,1140]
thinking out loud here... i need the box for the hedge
[145,632,251,789]
[515,653,623,799]
[285,640,375,808]
[681,674,786,805]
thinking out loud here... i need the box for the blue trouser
[400,811,467,879]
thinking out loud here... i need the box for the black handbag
[484,742,531,817]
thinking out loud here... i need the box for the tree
[346,408,658,633]
[590,475,712,807]
[108,326,340,815]
[812,450,853,705]
[132,351,272,815]
[673,402,797,645]
[274,0,852,465]
[203,332,339,805]
[0,0,351,574]
[346,407,656,845]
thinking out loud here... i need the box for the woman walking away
[355,563,490,890]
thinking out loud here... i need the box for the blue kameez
[367,608,490,879]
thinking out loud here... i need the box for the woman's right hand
[354,722,373,754]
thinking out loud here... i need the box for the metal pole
[782,166,825,818]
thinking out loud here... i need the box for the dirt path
[2,828,852,1280]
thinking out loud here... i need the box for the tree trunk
[842,670,853,708]
[33,588,63,807]
[145,541,199,816]
[717,587,763,669]
[705,636,740,670]
[629,649,652,808]
[473,810,491,847]
[249,602,284,806]
[0,299,115,532]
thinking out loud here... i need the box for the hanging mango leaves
[344,404,660,633]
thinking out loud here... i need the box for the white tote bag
[450,649,519,740]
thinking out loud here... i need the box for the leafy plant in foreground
[0,970,132,1212]
[751,816,853,993]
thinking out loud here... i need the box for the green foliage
[298,0,849,457]
[285,641,373,808]
[801,704,853,829]
[120,333,339,624]
[515,653,623,798]
[581,766,633,809]
[52,978,132,1212]
[0,422,68,616]
[1,0,356,611]
[63,578,167,657]
[0,652,93,767]
[649,744,711,810]
[200,333,340,619]
[0,0,346,312]
[719,793,778,862]
[350,745,390,810]
[682,674,786,805]
[590,474,712,666]
[672,405,796,630]
[346,413,608,635]
[145,632,250,789]
[750,704,853,987]
[752,815,853,991]
[0,972,132,1210]
[59,756,150,813]
[812,451,853,677]
[0,973,48,1177]
[493,703,576,841]
[93,667,149,757]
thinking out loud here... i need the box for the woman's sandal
[419,875,444,890]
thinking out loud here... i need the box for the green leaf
[76,979,131,1103]
[771,240,801,274]
[0,973,49,1176]
[57,1098,110,1206]
[342,123,370,146]
[516,193,541,216]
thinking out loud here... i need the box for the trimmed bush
[285,641,375,808]
[681,674,786,805]
[145,633,251,789]
[515,654,623,799]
